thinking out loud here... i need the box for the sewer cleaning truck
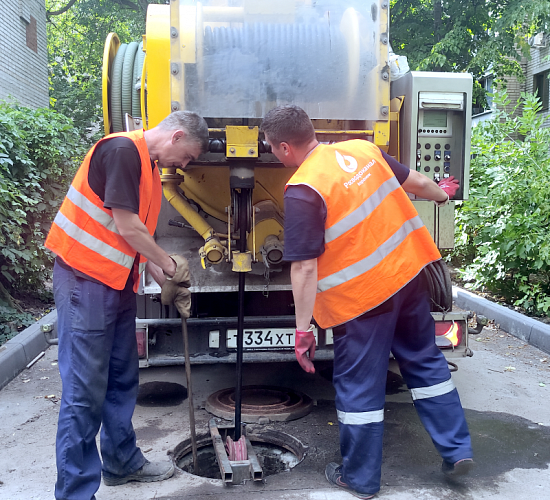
[101,0,474,367]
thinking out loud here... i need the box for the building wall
[0,0,49,109]
[524,41,550,127]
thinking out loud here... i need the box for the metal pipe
[182,318,199,474]
[234,189,248,441]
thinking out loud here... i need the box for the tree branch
[46,0,80,17]
[111,0,141,12]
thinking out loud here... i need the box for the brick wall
[0,0,49,109]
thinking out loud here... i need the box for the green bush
[452,91,550,315]
[0,102,83,298]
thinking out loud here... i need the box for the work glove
[437,175,460,199]
[161,255,191,318]
[165,254,191,287]
[295,325,316,374]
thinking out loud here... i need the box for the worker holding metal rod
[261,105,472,500]
[45,111,208,500]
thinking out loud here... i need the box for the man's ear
[280,141,292,157]
[172,130,186,144]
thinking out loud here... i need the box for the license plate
[226,328,318,349]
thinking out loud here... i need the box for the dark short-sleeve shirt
[283,149,410,262]
[88,136,143,213]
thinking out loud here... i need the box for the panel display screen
[423,111,447,128]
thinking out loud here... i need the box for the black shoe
[442,458,474,477]
[103,460,175,486]
[325,462,376,499]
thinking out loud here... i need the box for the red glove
[438,175,460,199]
[295,326,316,374]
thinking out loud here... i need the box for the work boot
[442,458,474,477]
[103,460,175,486]
[325,462,376,499]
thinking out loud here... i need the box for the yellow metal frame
[145,4,171,128]
[102,33,120,136]
[226,126,259,158]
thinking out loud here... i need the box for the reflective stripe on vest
[53,211,134,269]
[325,176,400,244]
[286,140,441,328]
[337,409,384,425]
[410,378,456,401]
[65,185,120,235]
[318,215,424,293]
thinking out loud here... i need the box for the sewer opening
[171,429,307,479]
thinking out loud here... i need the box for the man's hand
[166,254,191,286]
[161,283,191,318]
[295,326,316,373]
[438,175,460,199]
[161,255,192,318]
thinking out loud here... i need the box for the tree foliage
[390,0,550,81]
[452,92,550,316]
[46,0,161,137]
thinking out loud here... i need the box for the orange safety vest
[286,140,441,328]
[45,130,162,292]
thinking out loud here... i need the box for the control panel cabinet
[391,71,472,200]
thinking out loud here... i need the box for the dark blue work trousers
[53,260,146,500]
[333,274,472,495]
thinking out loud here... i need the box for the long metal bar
[234,189,248,441]
[209,419,233,483]
[182,318,199,474]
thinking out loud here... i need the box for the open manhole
[205,385,313,423]
[171,428,307,479]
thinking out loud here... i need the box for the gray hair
[260,105,316,147]
[158,111,209,153]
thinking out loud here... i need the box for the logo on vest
[335,151,358,173]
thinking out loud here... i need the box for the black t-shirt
[283,149,411,262]
[88,136,145,213]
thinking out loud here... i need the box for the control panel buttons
[443,173,450,178]
[424,166,430,172]
[424,154,431,161]
[434,152,441,161]
[434,173,441,182]
[435,143,441,150]
[444,153,451,162]
[425,143,431,149]
[444,144,451,150]
[434,166,440,172]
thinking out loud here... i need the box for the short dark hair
[260,105,316,147]
[158,111,209,153]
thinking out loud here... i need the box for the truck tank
[102,0,474,367]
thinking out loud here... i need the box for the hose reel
[102,38,146,135]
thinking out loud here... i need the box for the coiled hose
[424,259,453,313]
[110,41,146,133]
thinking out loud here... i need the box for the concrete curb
[453,286,550,355]
[0,309,57,390]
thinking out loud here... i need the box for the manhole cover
[205,385,312,423]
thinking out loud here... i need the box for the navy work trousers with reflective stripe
[333,274,472,495]
[53,261,146,500]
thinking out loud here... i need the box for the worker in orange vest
[261,105,473,499]
[45,111,208,500]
